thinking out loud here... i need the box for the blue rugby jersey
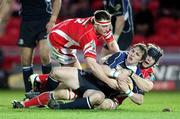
[19,0,52,21]
[104,51,144,94]
[105,0,134,33]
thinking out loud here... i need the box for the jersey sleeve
[104,52,126,68]
[80,33,97,59]
[104,30,114,43]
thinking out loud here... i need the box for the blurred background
[0,0,180,91]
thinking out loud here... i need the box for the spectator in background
[17,0,61,93]
[69,0,94,18]
[158,0,180,19]
[134,3,154,37]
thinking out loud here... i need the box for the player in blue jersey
[101,0,134,59]
[17,0,61,92]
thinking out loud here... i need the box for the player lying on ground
[98,44,163,109]
[49,43,163,109]
[12,43,147,109]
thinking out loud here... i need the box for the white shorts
[47,38,77,65]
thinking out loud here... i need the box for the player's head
[142,43,163,68]
[127,43,147,65]
[93,10,111,35]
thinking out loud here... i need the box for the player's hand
[116,69,131,80]
[117,78,129,92]
[107,79,119,90]
[46,21,55,33]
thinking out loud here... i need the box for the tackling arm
[131,73,154,92]
[86,57,119,90]
[106,39,120,53]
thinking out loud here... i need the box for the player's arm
[117,68,154,92]
[129,93,144,105]
[114,16,125,41]
[99,54,112,64]
[86,57,119,90]
[117,79,144,105]
[46,0,62,32]
[131,73,154,92]
[106,39,120,53]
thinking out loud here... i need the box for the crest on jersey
[83,40,96,55]
[114,4,121,11]
[18,38,24,45]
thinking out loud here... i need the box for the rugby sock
[23,92,53,107]
[36,74,49,84]
[45,76,59,91]
[59,97,92,109]
[37,74,49,92]
[22,66,33,92]
[41,63,52,74]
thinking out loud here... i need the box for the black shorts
[17,18,49,48]
[77,70,120,98]
[74,70,100,97]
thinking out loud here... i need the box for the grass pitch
[0,90,180,119]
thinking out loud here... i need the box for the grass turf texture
[0,90,180,119]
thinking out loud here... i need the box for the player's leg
[13,68,81,108]
[54,88,77,100]
[19,47,34,92]
[83,89,105,108]
[39,39,52,74]
[12,91,54,108]
[97,98,118,109]
[48,89,105,109]
[38,18,52,74]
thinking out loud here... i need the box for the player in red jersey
[23,10,120,94]
[41,10,120,95]
[48,10,119,69]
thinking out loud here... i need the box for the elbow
[136,99,144,105]
[132,95,144,105]
[144,83,154,92]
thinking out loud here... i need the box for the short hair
[132,43,147,61]
[94,10,111,23]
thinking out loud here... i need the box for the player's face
[127,47,144,65]
[96,24,111,35]
[142,55,156,68]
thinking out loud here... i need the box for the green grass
[0,90,180,119]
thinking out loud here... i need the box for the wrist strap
[125,89,134,97]
[110,70,119,78]
[129,70,134,77]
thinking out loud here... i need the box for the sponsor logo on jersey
[18,39,24,45]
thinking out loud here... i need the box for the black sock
[41,63,52,74]
[59,97,92,109]
[22,66,33,92]
[45,76,59,91]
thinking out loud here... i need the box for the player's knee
[98,99,117,109]
[90,91,105,105]
[50,67,61,79]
